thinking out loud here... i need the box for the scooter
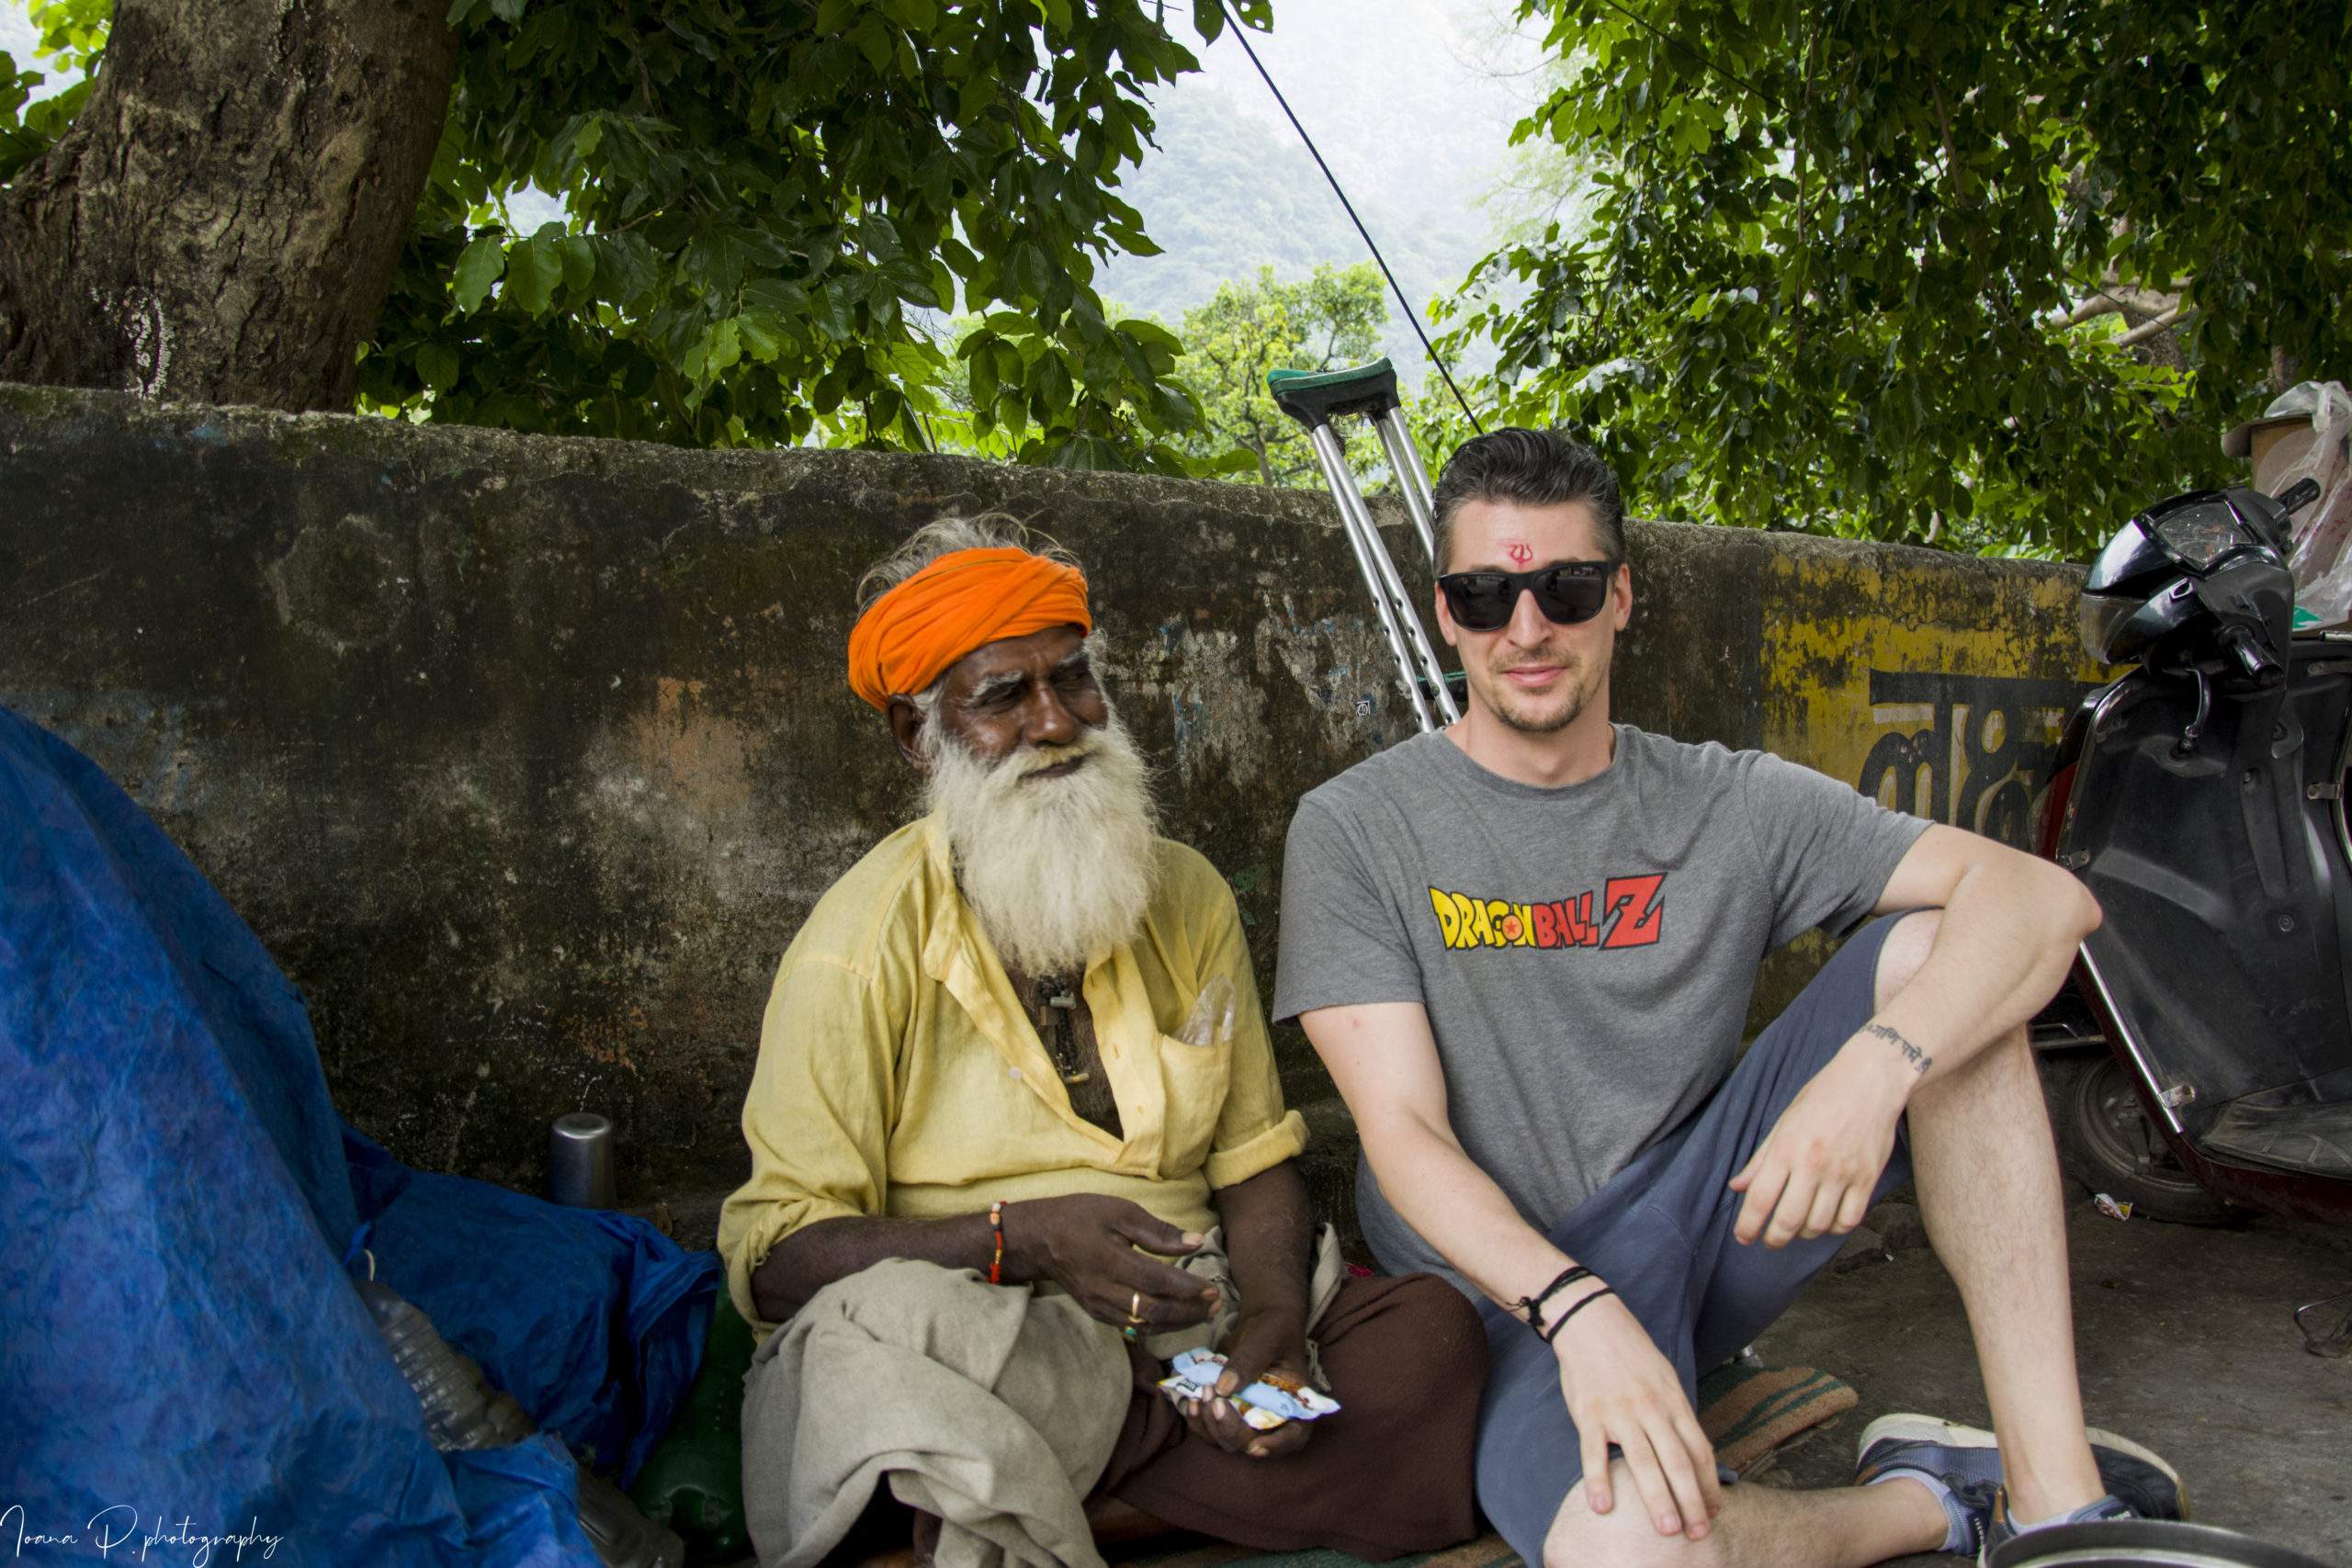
[2029,479,2352,1284]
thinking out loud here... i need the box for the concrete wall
[0,384,2101,1228]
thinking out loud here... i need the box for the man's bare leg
[1535,918,2105,1568]
[1543,1459,1947,1568]
[1878,913,2104,1526]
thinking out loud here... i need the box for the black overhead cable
[1219,4,1486,436]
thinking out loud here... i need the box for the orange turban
[847,547,1093,710]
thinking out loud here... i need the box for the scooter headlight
[2078,593,2142,664]
[2151,501,2247,570]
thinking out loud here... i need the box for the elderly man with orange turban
[718,516,1487,1568]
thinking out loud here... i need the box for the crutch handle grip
[1269,358,1401,430]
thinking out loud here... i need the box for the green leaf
[703,318,742,378]
[742,276,810,315]
[738,309,786,362]
[809,279,854,343]
[1011,244,1053,303]
[862,212,905,263]
[1148,381,1196,433]
[1117,317,1183,354]
[506,235,563,314]
[681,233,744,303]
[593,233,658,306]
[1035,352,1072,410]
[415,343,462,391]
[558,234,596,296]
[452,234,507,314]
[880,258,939,309]
[1047,434,1124,470]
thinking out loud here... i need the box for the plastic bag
[1174,973,1238,1048]
[0,702,713,1563]
[2272,382,2352,623]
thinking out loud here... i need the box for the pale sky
[0,6,47,73]
[1185,0,1543,229]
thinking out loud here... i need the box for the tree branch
[2111,305,2187,348]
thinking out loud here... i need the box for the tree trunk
[0,0,456,411]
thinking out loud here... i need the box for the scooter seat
[2201,1097,2352,1178]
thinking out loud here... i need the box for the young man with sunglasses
[1273,429,2186,1568]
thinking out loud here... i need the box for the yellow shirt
[718,816,1308,1332]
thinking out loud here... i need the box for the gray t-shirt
[1272,725,1928,1288]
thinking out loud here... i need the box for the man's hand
[1001,1193,1218,1331]
[1177,1306,1315,1460]
[1728,1030,1914,1247]
[1552,1289,1721,1540]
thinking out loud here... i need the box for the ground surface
[685,1192,2352,1568]
[1755,1200,2352,1566]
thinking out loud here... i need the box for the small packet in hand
[1156,1347,1341,1431]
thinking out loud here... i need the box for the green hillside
[1093,85,1493,373]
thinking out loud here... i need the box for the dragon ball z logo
[1426,874,1667,951]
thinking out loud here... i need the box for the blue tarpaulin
[0,704,719,1563]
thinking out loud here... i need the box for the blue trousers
[1476,916,1918,1563]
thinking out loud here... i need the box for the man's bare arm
[752,1213,989,1322]
[1213,1159,1312,1336]
[1188,1158,1316,1459]
[1302,1002,1722,1539]
[1868,824,2101,1083]
[1301,1003,1567,1314]
[751,1197,1217,1328]
[1726,824,2102,1247]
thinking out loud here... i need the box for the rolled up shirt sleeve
[717,953,899,1331]
[1196,873,1309,1190]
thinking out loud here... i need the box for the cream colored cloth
[741,1258,1131,1568]
[718,818,1308,1335]
[740,1230,1351,1568]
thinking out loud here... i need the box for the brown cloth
[1098,1271,1487,1562]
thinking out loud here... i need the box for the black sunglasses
[1437,561,1620,632]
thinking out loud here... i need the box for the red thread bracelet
[988,1201,1006,1285]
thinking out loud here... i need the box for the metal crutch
[1268,357,1461,732]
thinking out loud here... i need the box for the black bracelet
[1538,1284,1615,1344]
[1515,1265,1594,1330]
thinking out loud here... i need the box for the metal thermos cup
[549,1112,617,1209]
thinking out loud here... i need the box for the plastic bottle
[353,1277,685,1568]
[353,1277,507,1450]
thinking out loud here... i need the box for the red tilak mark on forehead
[1507,542,1534,567]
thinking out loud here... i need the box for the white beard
[922,705,1161,977]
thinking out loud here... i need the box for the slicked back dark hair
[1430,427,1626,573]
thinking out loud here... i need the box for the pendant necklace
[1035,973,1089,1086]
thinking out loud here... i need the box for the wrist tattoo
[1861,1021,1932,1075]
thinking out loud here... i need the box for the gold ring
[1127,1290,1144,1324]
